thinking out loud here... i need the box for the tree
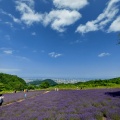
[0,73,27,91]
[0,83,4,92]
[27,85,35,90]
[40,81,50,89]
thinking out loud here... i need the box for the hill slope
[0,73,27,91]
[28,79,58,86]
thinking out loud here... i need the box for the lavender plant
[0,89,120,120]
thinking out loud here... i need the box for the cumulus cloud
[43,9,81,32]
[76,0,120,34]
[49,52,62,58]
[98,52,111,57]
[15,0,82,32]
[16,0,43,25]
[53,0,89,10]
[14,0,120,33]
[108,16,120,32]
[76,21,99,34]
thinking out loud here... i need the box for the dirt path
[43,91,50,94]
[102,117,107,120]
[3,91,50,106]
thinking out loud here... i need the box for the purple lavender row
[0,89,120,120]
[3,90,44,105]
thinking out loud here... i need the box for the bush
[40,81,50,89]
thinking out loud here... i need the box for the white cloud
[14,0,83,32]
[0,9,21,23]
[14,0,120,33]
[76,21,99,34]
[21,0,34,7]
[21,12,43,25]
[0,48,30,62]
[49,52,62,58]
[3,50,13,55]
[76,0,120,34]
[43,9,81,32]
[98,52,111,57]
[31,32,36,35]
[16,1,43,25]
[5,22,13,28]
[53,0,89,10]
[0,48,14,55]
[108,16,120,32]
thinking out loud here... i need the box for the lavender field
[0,89,120,120]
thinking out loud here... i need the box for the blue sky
[0,0,120,79]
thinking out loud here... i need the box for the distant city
[23,77,112,84]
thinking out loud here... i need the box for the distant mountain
[28,79,58,86]
[28,80,42,85]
